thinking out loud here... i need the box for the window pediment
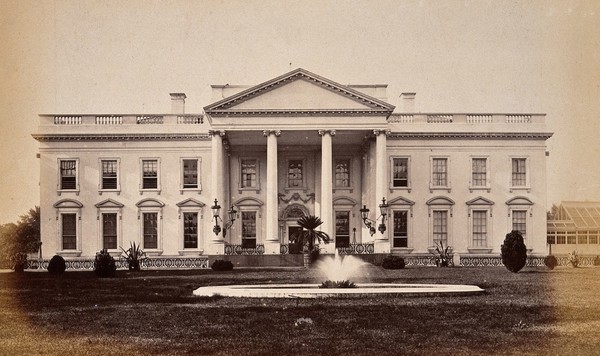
[426,196,455,206]
[466,197,495,206]
[333,196,358,207]
[136,198,165,208]
[506,196,534,206]
[176,198,205,208]
[388,196,415,206]
[53,199,83,209]
[234,197,264,207]
[95,198,124,209]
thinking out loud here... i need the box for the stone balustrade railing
[388,113,542,124]
[44,114,204,125]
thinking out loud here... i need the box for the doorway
[288,226,303,254]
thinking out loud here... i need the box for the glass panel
[432,159,447,186]
[393,211,408,248]
[288,160,303,188]
[335,159,350,187]
[241,211,256,248]
[472,158,486,186]
[472,210,487,247]
[143,213,158,249]
[60,160,77,190]
[102,160,118,190]
[62,213,77,250]
[335,211,350,248]
[183,212,198,248]
[142,160,158,189]
[433,210,448,244]
[512,158,526,186]
[102,213,117,249]
[182,159,198,189]
[241,159,257,188]
[392,158,408,187]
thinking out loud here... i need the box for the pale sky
[0,0,599,224]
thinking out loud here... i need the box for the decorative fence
[337,243,375,255]
[23,256,209,271]
[224,244,265,256]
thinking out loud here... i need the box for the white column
[319,130,335,251]
[209,130,225,254]
[374,129,390,253]
[264,130,281,254]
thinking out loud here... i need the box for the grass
[1,265,600,355]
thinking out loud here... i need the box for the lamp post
[211,198,237,238]
[360,198,389,236]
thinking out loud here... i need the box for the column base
[263,241,281,254]
[373,240,391,254]
[207,240,225,255]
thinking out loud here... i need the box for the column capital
[318,129,336,136]
[373,129,391,136]
[208,130,226,137]
[263,130,281,137]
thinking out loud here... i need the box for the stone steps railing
[388,113,541,124]
[45,114,204,125]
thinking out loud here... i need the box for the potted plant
[290,215,331,268]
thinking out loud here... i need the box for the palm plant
[290,215,330,266]
[120,241,147,271]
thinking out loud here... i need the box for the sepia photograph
[1,0,599,354]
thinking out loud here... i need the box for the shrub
[432,241,452,267]
[309,247,321,263]
[320,280,357,288]
[211,259,234,271]
[594,256,600,266]
[47,255,66,275]
[381,255,406,269]
[94,249,116,278]
[544,255,558,270]
[10,252,28,273]
[501,230,527,273]
[120,241,146,271]
[568,250,580,268]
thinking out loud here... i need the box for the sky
[0,0,599,224]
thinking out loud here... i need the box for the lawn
[1,265,599,355]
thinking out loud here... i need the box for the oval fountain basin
[193,283,485,299]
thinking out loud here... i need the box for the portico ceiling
[225,129,369,147]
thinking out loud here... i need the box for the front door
[288,226,303,254]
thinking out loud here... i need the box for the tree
[501,230,528,273]
[0,207,41,263]
[290,215,330,267]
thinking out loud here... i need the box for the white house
[33,69,553,268]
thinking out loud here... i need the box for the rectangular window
[241,212,257,248]
[393,211,408,248]
[182,159,198,189]
[432,158,448,187]
[143,212,158,249]
[101,160,118,190]
[472,158,487,187]
[288,160,303,188]
[472,210,487,247]
[335,159,350,187]
[433,211,448,245]
[512,210,527,240]
[335,211,350,248]
[142,160,158,189]
[392,158,408,187]
[590,231,599,244]
[241,159,257,188]
[102,213,117,250]
[62,213,77,250]
[183,212,198,249]
[60,160,77,190]
[512,158,527,186]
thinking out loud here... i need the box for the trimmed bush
[544,255,558,270]
[594,256,600,266]
[381,255,406,270]
[10,252,28,273]
[48,255,66,275]
[94,249,116,278]
[211,259,234,271]
[501,230,528,273]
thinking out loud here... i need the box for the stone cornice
[206,109,391,117]
[32,133,212,142]
[204,68,395,113]
[387,132,553,140]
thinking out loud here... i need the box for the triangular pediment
[176,198,205,208]
[466,197,495,206]
[388,196,416,206]
[95,199,124,209]
[204,68,394,116]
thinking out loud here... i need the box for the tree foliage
[501,230,528,273]
[290,215,331,253]
[0,207,41,261]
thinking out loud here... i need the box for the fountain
[193,251,484,298]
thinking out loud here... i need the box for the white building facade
[33,69,553,267]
